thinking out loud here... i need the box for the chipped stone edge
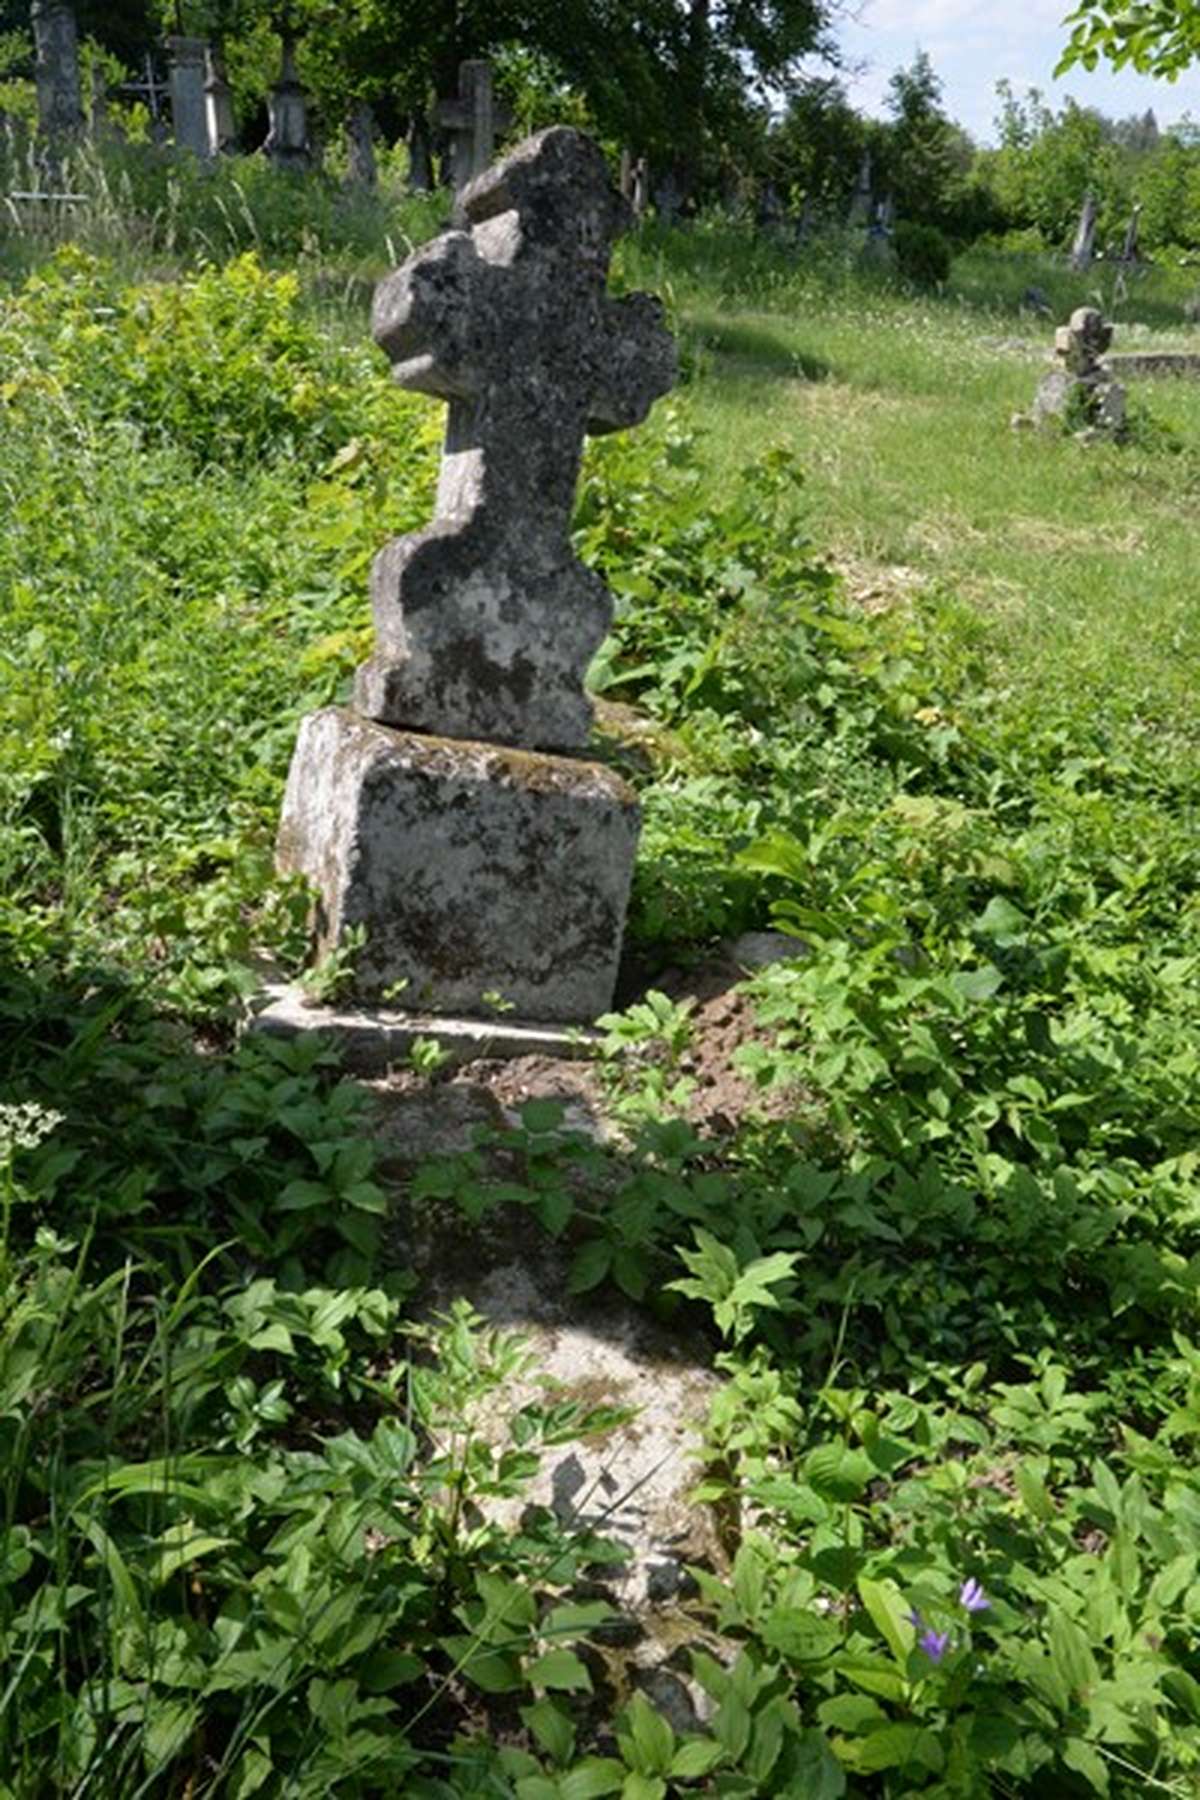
[245,977,601,1073]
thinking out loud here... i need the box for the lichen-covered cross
[356,127,677,752]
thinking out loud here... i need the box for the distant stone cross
[436,60,513,194]
[357,128,677,750]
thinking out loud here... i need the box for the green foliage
[7,195,1200,1795]
[1057,0,1200,78]
[0,248,440,1014]
[891,220,953,288]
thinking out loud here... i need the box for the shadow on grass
[688,311,831,381]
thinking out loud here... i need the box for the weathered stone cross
[357,127,677,750]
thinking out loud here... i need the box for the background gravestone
[31,0,82,150]
[1070,191,1098,271]
[204,47,236,156]
[167,36,208,157]
[346,102,378,189]
[436,61,513,196]
[278,129,676,1021]
[265,35,310,172]
[1016,305,1126,439]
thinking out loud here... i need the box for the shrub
[892,220,952,289]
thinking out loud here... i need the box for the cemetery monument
[167,35,208,157]
[1070,191,1098,271]
[1015,304,1126,439]
[276,128,677,1024]
[264,35,310,172]
[31,0,82,148]
[436,61,513,196]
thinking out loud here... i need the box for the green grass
[638,249,1200,752]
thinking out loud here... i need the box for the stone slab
[247,978,600,1073]
[1107,352,1200,378]
[277,706,639,1021]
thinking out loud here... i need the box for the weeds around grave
[5,223,1200,1794]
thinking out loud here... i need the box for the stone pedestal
[277,708,640,1022]
[167,36,208,156]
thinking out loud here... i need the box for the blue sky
[829,0,1200,144]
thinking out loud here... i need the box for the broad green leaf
[848,1724,944,1775]
[731,1543,766,1619]
[476,1570,539,1631]
[521,1697,576,1764]
[669,1738,726,1777]
[786,1729,847,1798]
[806,1442,873,1501]
[613,1247,648,1300]
[143,1698,199,1768]
[1062,1737,1110,1793]
[522,1098,566,1134]
[621,1777,666,1800]
[543,1601,616,1637]
[951,963,1004,1001]
[228,1745,273,1800]
[1015,1462,1057,1522]
[818,1694,887,1732]
[711,1690,753,1759]
[80,1519,143,1629]
[568,1239,613,1294]
[440,1636,525,1694]
[276,1179,332,1211]
[974,896,1028,944]
[558,1758,625,1799]
[151,1525,232,1586]
[514,1779,560,1800]
[619,1691,675,1776]
[838,1657,908,1702]
[856,1574,914,1665]
[527,1649,593,1693]
[761,1608,840,1664]
[360,1648,424,1691]
[1050,1609,1099,1701]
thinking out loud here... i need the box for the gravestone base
[277,707,639,1023]
[246,976,600,1075]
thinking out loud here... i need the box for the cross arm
[586,293,677,435]
[372,233,494,401]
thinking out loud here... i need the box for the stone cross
[31,0,83,147]
[167,36,208,156]
[1055,305,1112,375]
[358,127,677,750]
[436,60,513,194]
[1018,305,1126,438]
[1070,191,1097,271]
[278,128,674,1021]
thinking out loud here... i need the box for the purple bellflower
[959,1578,990,1613]
[919,1628,951,1663]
